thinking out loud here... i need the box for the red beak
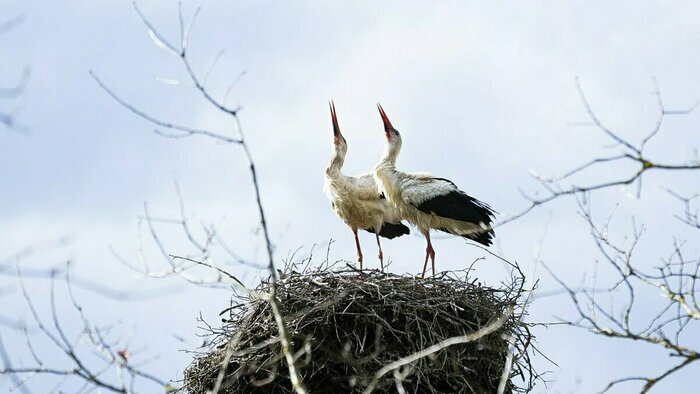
[377,103,393,139]
[329,100,341,141]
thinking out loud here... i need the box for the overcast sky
[2,1,700,392]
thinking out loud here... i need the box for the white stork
[373,104,496,278]
[323,101,410,270]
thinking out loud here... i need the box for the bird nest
[183,267,535,393]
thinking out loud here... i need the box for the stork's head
[377,103,402,156]
[378,103,401,141]
[329,100,347,155]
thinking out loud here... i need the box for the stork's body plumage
[373,104,495,277]
[323,102,409,269]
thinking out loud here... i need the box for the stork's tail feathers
[365,222,410,239]
[437,224,494,246]
[471,227,494,246]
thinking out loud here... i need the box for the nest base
[184,268,532,393]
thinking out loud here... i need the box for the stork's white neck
[325,147,346,177]
[377,137,401,169]
[374,139,403,209]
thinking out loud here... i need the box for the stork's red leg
[421,231,435,278]
[375,232,384,271]
[353,228,363,270]
[429,242,436,277]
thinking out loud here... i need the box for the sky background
[2,1,700,392]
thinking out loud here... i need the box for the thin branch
[363,306,513,393]
[0,15,24,36]
[90,71,242,144]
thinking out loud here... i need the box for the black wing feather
[414,185,496,246]
[363,222,410,239]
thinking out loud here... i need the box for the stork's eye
[393,129,400,137]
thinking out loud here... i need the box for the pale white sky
[2,1,699,392]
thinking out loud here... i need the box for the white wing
[399,174,458,206]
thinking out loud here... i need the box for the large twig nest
[184,267,535,393]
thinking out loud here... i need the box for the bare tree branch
[0,261,169,393]
[541,194,700,393]
[499,79,700,226]
[92,2,307,392]
[1,16,29,134]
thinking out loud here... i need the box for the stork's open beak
[329,100,341,143]
[377,103,393,139]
